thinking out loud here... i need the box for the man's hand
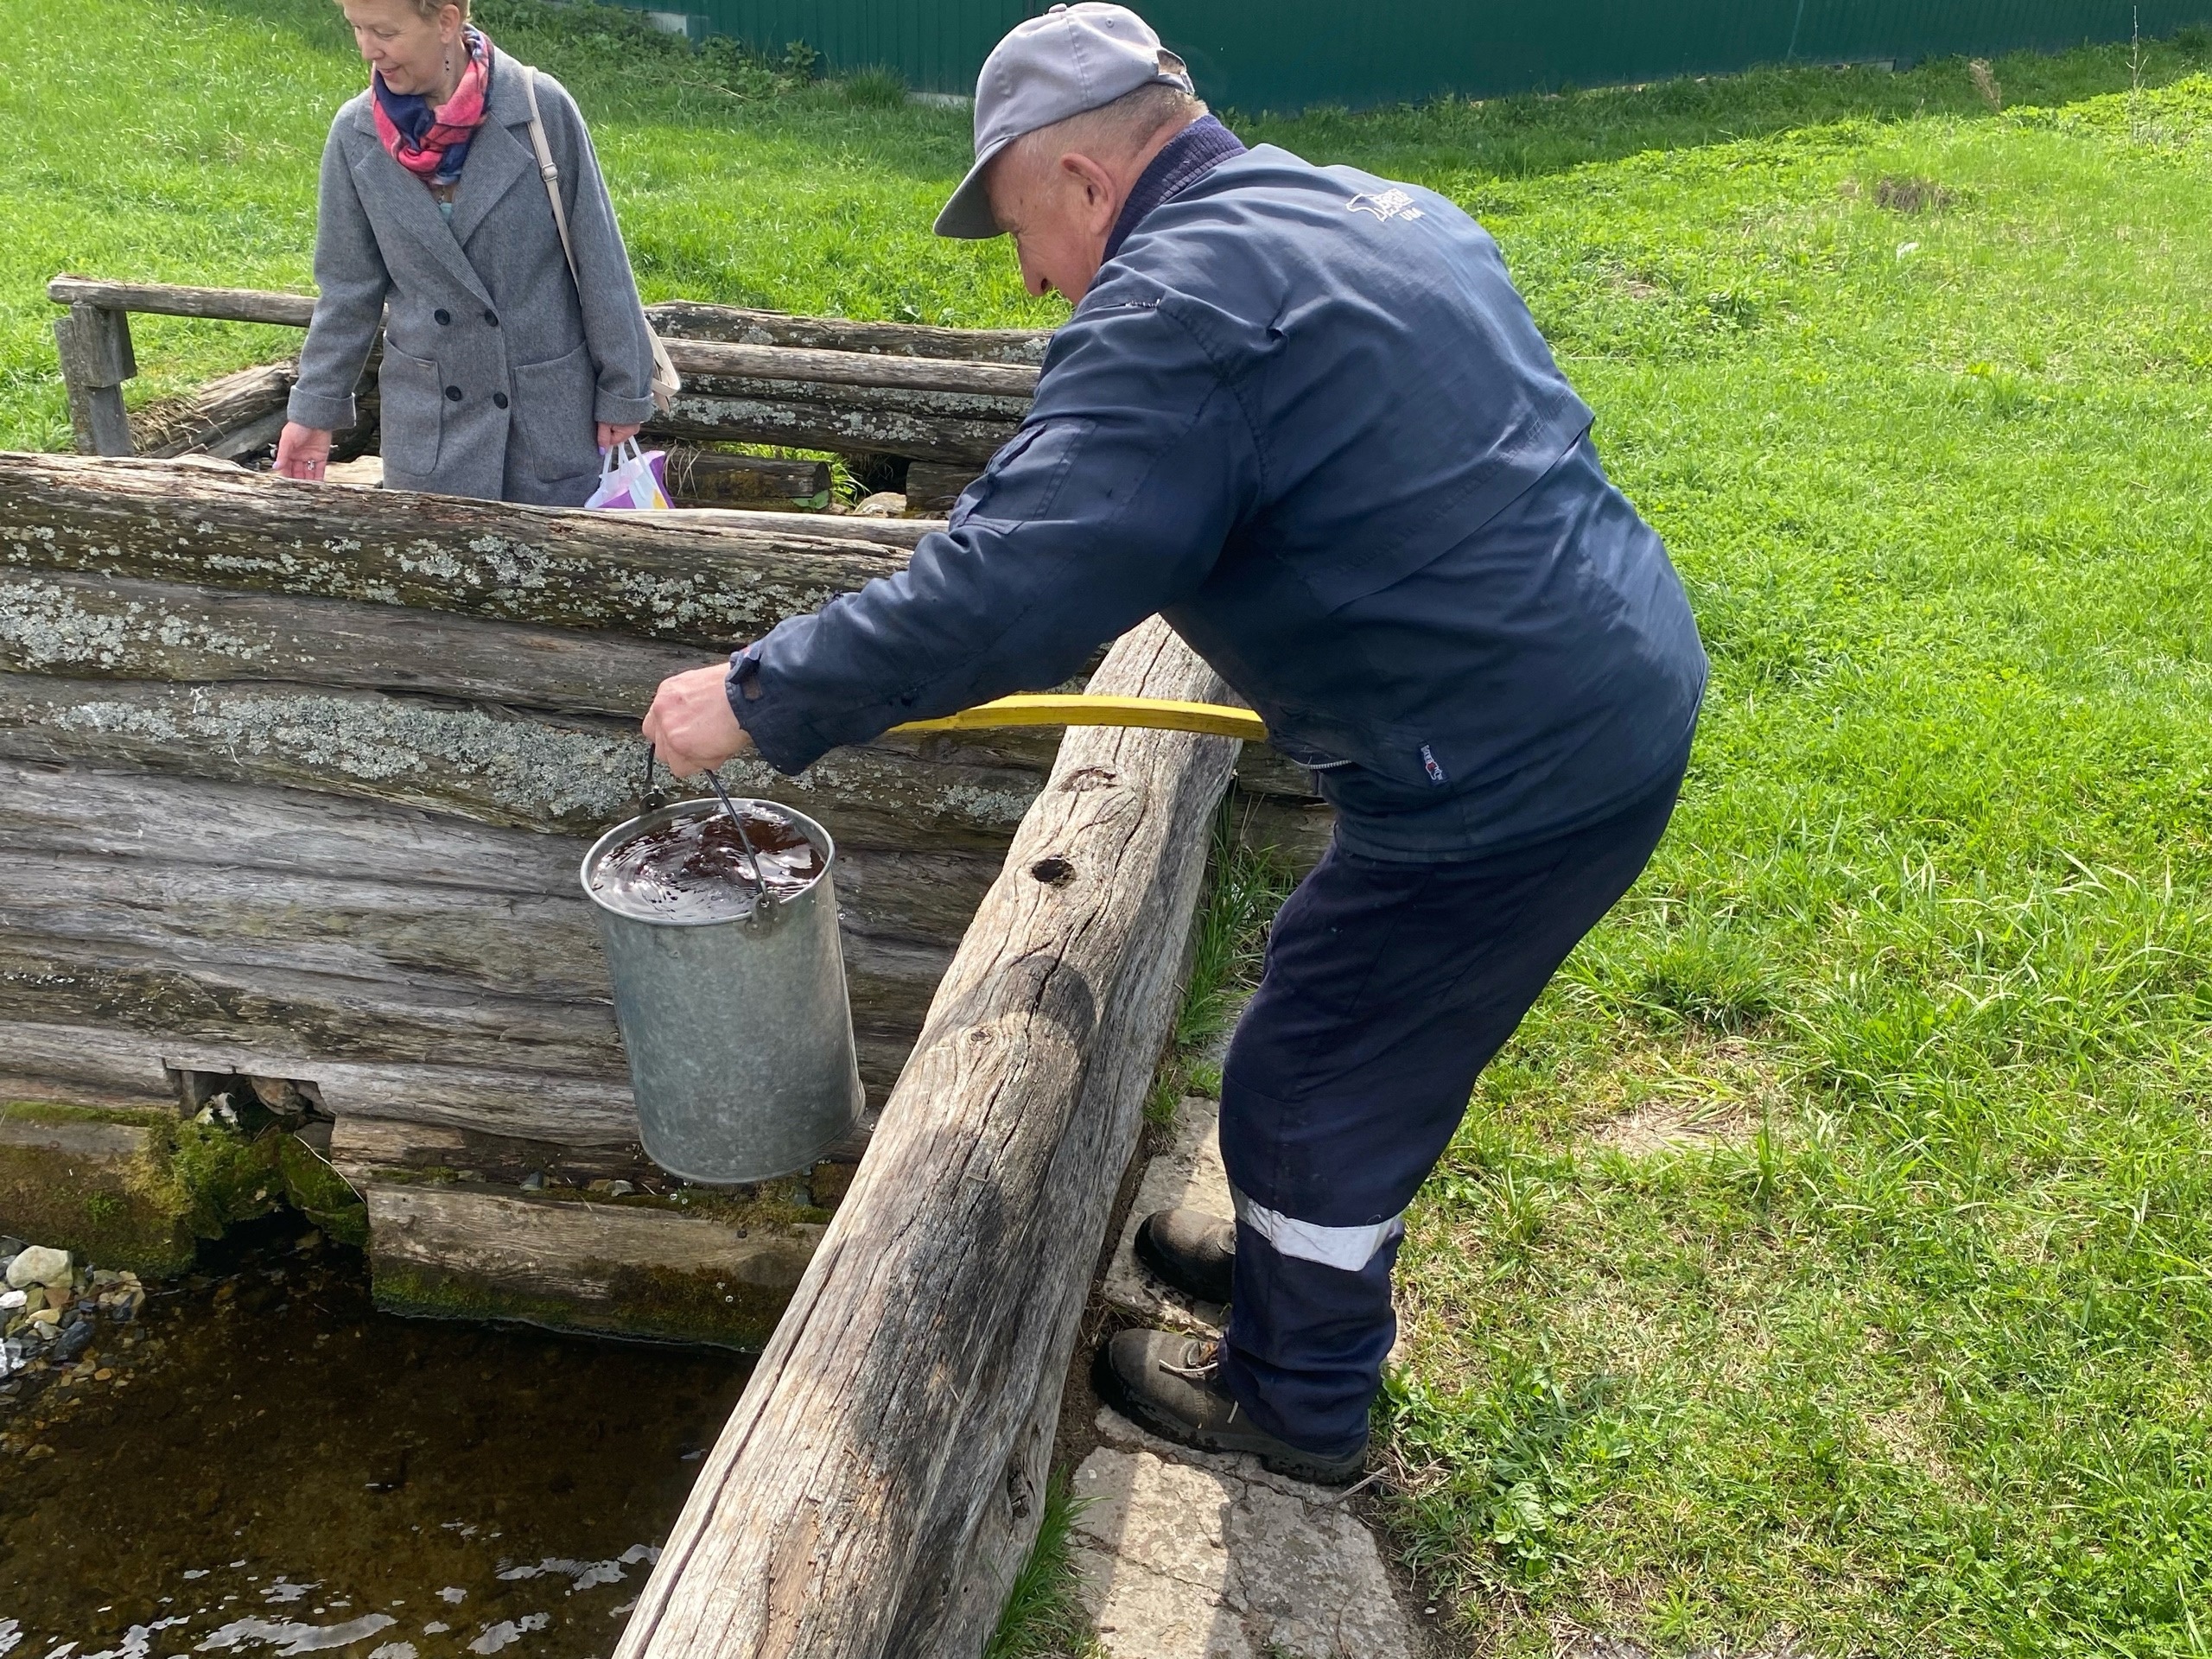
[644,663,755,778]
[274,423,334,480]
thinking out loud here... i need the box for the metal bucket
[581,797,863,1185]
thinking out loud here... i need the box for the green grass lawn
[9,3,2212,1653]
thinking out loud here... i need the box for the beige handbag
[523,65,680,416]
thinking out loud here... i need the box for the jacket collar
[1103,115,1247,265]
[342,55,541,294]
[445,60,536,246]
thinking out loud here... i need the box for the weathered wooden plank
[664,449,830,508]
[365,1181,826,1349]
[1228,788,1336,874]
[2,849,950,1033]
[646,300,1049,365]
[0,933,629,1077]
[903,461,981,518]
[663,339,1039,398]
[681,506,935,549]
[0,1019,180,1106]
[0,760,1001,947]
[329,1116,868,1195]
[54,305,136,457]
[0,677,1045,849]
[0,568,712,717]
[618,619,1238,1659]
[134,360,295,460]
[647,389,1020,467]
[48,274,315,326]
[0,451,910,648]
[43,278,1051,365]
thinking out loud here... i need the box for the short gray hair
[1012,79,1207,169]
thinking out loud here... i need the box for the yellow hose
[890,693,1267,742]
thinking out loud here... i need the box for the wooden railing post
[53,302,137,456]
[612,618,1238,1659]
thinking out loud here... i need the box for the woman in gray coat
[275,0,657,505]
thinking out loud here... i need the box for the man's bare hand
[644,663,755,777]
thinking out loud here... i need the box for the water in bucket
[582,796,863,1185]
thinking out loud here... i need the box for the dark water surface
[589,804,825,924]
[0,1226,751,1659]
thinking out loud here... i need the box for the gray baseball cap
[934,3,1194,239]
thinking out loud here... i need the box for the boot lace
[1158,1339,1223,1382]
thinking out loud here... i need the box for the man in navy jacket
[645,3,1707,1484]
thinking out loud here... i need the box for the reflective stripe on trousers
[1215,750,1689,1455]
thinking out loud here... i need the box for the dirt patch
[1873,175,1957,213]
[1577,1033,1789,1155]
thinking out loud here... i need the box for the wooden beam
[0,452,907,648]
[363,1181,825,1350]
[0,675,1045,850]
[614,618,1238,1659]
[48,273,317,327]
[646,299,1049,365]
[663,338,1039,397]
[663,449,830,508]
[43,278,1051,367]
[0,760,1001,948]
[53,303,137,457]
[648,387,1023,467]
[904,461,981,518]
[134,360,295,460]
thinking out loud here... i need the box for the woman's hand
[597,421,643,451]
[644,663,756,778]
[274,423,335,480]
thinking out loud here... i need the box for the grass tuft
[983,1471,1103,1659]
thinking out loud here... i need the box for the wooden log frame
[645,298,1050,365]
[45,276,1042,467]
[615,619,1238,1659]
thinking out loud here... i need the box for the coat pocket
[377,343,443,477]
[510,341,600,484]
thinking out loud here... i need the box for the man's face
[984,143,1122,305]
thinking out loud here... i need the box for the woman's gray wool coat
[287,62,657,505]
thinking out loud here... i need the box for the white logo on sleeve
[1347,188,1423,222]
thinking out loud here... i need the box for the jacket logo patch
[1348,188,1423,223]
[1420,744,1447,785]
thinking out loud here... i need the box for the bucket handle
[642,744,773,906]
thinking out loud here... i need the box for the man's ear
[1059,152,1122,232]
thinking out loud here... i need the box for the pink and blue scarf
[372,25,493,188]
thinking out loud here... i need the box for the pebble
[519,1173,546,1192]
[4,1246,71,1291]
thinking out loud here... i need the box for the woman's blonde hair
[339,0,471,22]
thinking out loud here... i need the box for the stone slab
[1071,1443,1413,1659]
[1102,1094,1231,1333]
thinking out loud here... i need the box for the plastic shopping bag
[585,440,671,511]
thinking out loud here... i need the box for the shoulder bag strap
[522,66,582,289]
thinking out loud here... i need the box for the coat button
[493,392,509,410]
[483,310,499,327]
[444,385,462,402]
[434,308,451,325]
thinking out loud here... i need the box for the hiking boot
[1092,1329,1368,1486]
[1135,1207,1236,1305]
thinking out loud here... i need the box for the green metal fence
[652,0,2209,110]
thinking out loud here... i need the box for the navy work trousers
[1217,755,1688,1453]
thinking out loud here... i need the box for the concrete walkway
[1074,1096,1418,1659]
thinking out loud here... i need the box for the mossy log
[365,1183,825,1349]
[0,451,908,649]
[0,676,1045,850]
[618,619,1238,1659]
